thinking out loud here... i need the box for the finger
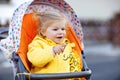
[58,48,63,54]
[59,46,64,53]
[53,47,59,55]
[61,44,66,50]
[54,48,59,55]
[62,44,66,48]
[60,47,64,53]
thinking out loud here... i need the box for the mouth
[56,36,63,39]
[55,36,64,43]
[56,36,64,41]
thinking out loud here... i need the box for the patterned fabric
[0,0,83,57]
[0,1,32,56]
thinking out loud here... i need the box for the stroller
[0,0,91,80]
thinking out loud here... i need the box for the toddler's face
[44,21,66,43]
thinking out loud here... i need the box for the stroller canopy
[0,0,83,56]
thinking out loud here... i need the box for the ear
[40,29,46,36]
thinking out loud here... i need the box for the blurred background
[0,0,120,80]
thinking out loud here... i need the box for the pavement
[83,42,120,80]
[84,42,120,56]
[0,50,14,80]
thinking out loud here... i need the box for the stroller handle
[29,70,92,79]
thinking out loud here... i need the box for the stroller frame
[12,51,91,80]
[0,0,92,80]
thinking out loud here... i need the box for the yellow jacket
[27,35,82,73]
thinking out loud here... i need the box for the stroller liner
[0,0,91,80]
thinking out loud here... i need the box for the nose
[58,29,63,34]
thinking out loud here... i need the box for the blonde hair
[33,10,67,36]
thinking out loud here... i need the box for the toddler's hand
[53,44,66,55]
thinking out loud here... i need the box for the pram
[0,0,91,80]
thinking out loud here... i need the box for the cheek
[45,31,56,38]
[45,29,51,35]
[64,31,66,35]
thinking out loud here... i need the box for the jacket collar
[35,35,68,46]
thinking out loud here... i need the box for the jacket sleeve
[27,39,54,68]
